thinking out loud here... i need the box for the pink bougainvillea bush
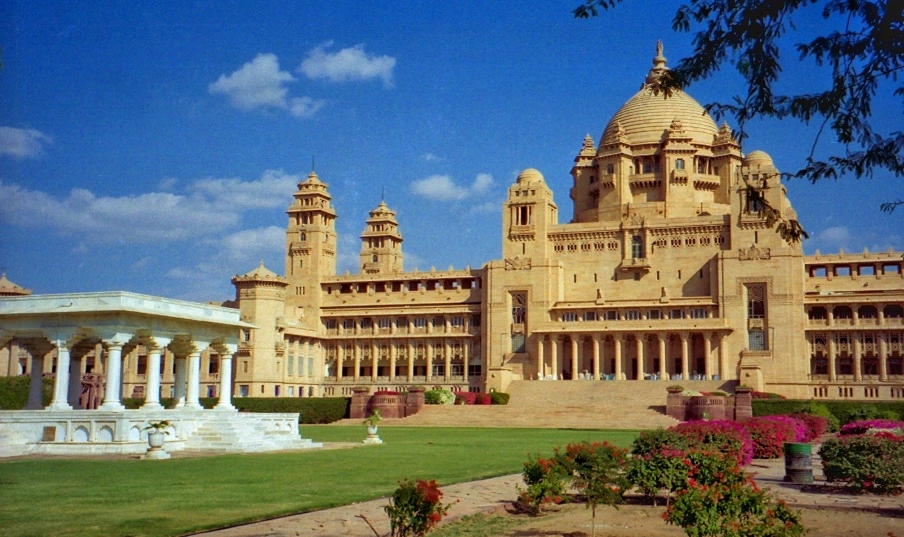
[670,420,755,466]
[452,391,476,405]
[475,392,492,405]
[741,417,799,459]
[839,419,904,436]
[789,413,830,440]
[760,415,809,442]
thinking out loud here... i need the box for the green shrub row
[752,399,904,428]
[819,433,904,494]
[121,397,350,423]
[0,376,53,409]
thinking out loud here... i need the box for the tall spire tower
[359,200,404,275]
[285,170,337,326]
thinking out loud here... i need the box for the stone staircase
[357,379,737,430]
[182,412,321,453]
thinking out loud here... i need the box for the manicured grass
[0,426,637,537]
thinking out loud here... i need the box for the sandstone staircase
[365,379,737,430]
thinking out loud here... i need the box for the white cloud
[815,226,851,246]
[422,153,443,162]
[209,53,295,111]
[0,170,299,244]
[410,173,495,201]
[217,226,285,262]
[335,232,361,274]
[290,96,328,118]
[299,42,396,88]
[0,126,53,158]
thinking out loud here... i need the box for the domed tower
[502,168,558,261]
[284,170,337,328]
[570,42,742,223]
[359,200,404,275]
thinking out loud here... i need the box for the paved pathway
[194,450,904,537]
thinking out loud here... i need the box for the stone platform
[0,409,321,457]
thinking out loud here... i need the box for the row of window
[286,355,315,377]
[551,234,725,254]
[808,304,904,320]
[326,278,480,294]
[324,315,480,333]
[811,356,904,376]
[334,364,481,377]
[808,263,901,278]
[556,308,713,323]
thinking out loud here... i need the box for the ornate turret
[359,200,404,275]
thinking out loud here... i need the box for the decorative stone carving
[504,256,532,270]
[739,244,771,260]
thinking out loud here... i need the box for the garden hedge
[752,399,904,427]
[121,396,350,423]
[0,376,53,409]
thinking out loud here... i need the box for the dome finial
[646,40,668,85]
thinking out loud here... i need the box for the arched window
[299,231,307,241]
[606,163,614,174]
[675,158,685,170]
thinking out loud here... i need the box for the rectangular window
[604,311,618,321]
[451,363,464,376]
[625,310,641,320]
[511,333,526,353]
[649,310,662,320]
[342,319,355,331]
[287,355,294,376]
[431,363,445,377]
[747,284,766,319]
[562,312,578,322]
[748,330,766,351]
[308,356,314,377]
[450,316,464,328]
[288,386,294,396]
[468,364,482,377]
[511,292,527,324]
[274,385,281,397]
[583,311,598,321]
[208,356,219,375]
[239,385,249,397]
[414,317,427,329]
[691,308,707,319]
[670,309,684,319]
[136,355,147,376]
[471,314,481,327]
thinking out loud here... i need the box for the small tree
[555,441,630,537]
[516,455,566,515]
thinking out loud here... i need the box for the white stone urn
[363,410,383,444]
[142,420,172,459]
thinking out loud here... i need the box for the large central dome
[600,44,718,147]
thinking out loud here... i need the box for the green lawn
[0,426,638,537]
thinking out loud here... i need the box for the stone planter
[364,424,382,445]
[142,431,171,460]
[688,395,727,421]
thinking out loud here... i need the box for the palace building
[2,45,903,404]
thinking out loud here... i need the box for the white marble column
[48,343,73,410]
[99,344,125,410]
[173,357,187,405]
[142,339,168,410]
[614,335,623,380]
[215,344,237,411]
[184,347,203,409]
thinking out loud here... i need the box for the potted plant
[144,420,171,449]
[364,409,382,436]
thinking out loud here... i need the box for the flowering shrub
[760,416,809,442]
[671,420,754,466]
[489,391,510,405]
[839,419,904,436]
[475,392,492,405]
[554,441,630,536]
[751,391,787,400]
[628,445,693,505]
[665,465,805,537]
[819,433,904,494]
[384,479,452,537]
[517,455,566,515]
[789,413,830,440]
[631,428,689,456]
[740,418,797,459]
[452,391,476,405]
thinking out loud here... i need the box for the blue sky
[1,1,901,302]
